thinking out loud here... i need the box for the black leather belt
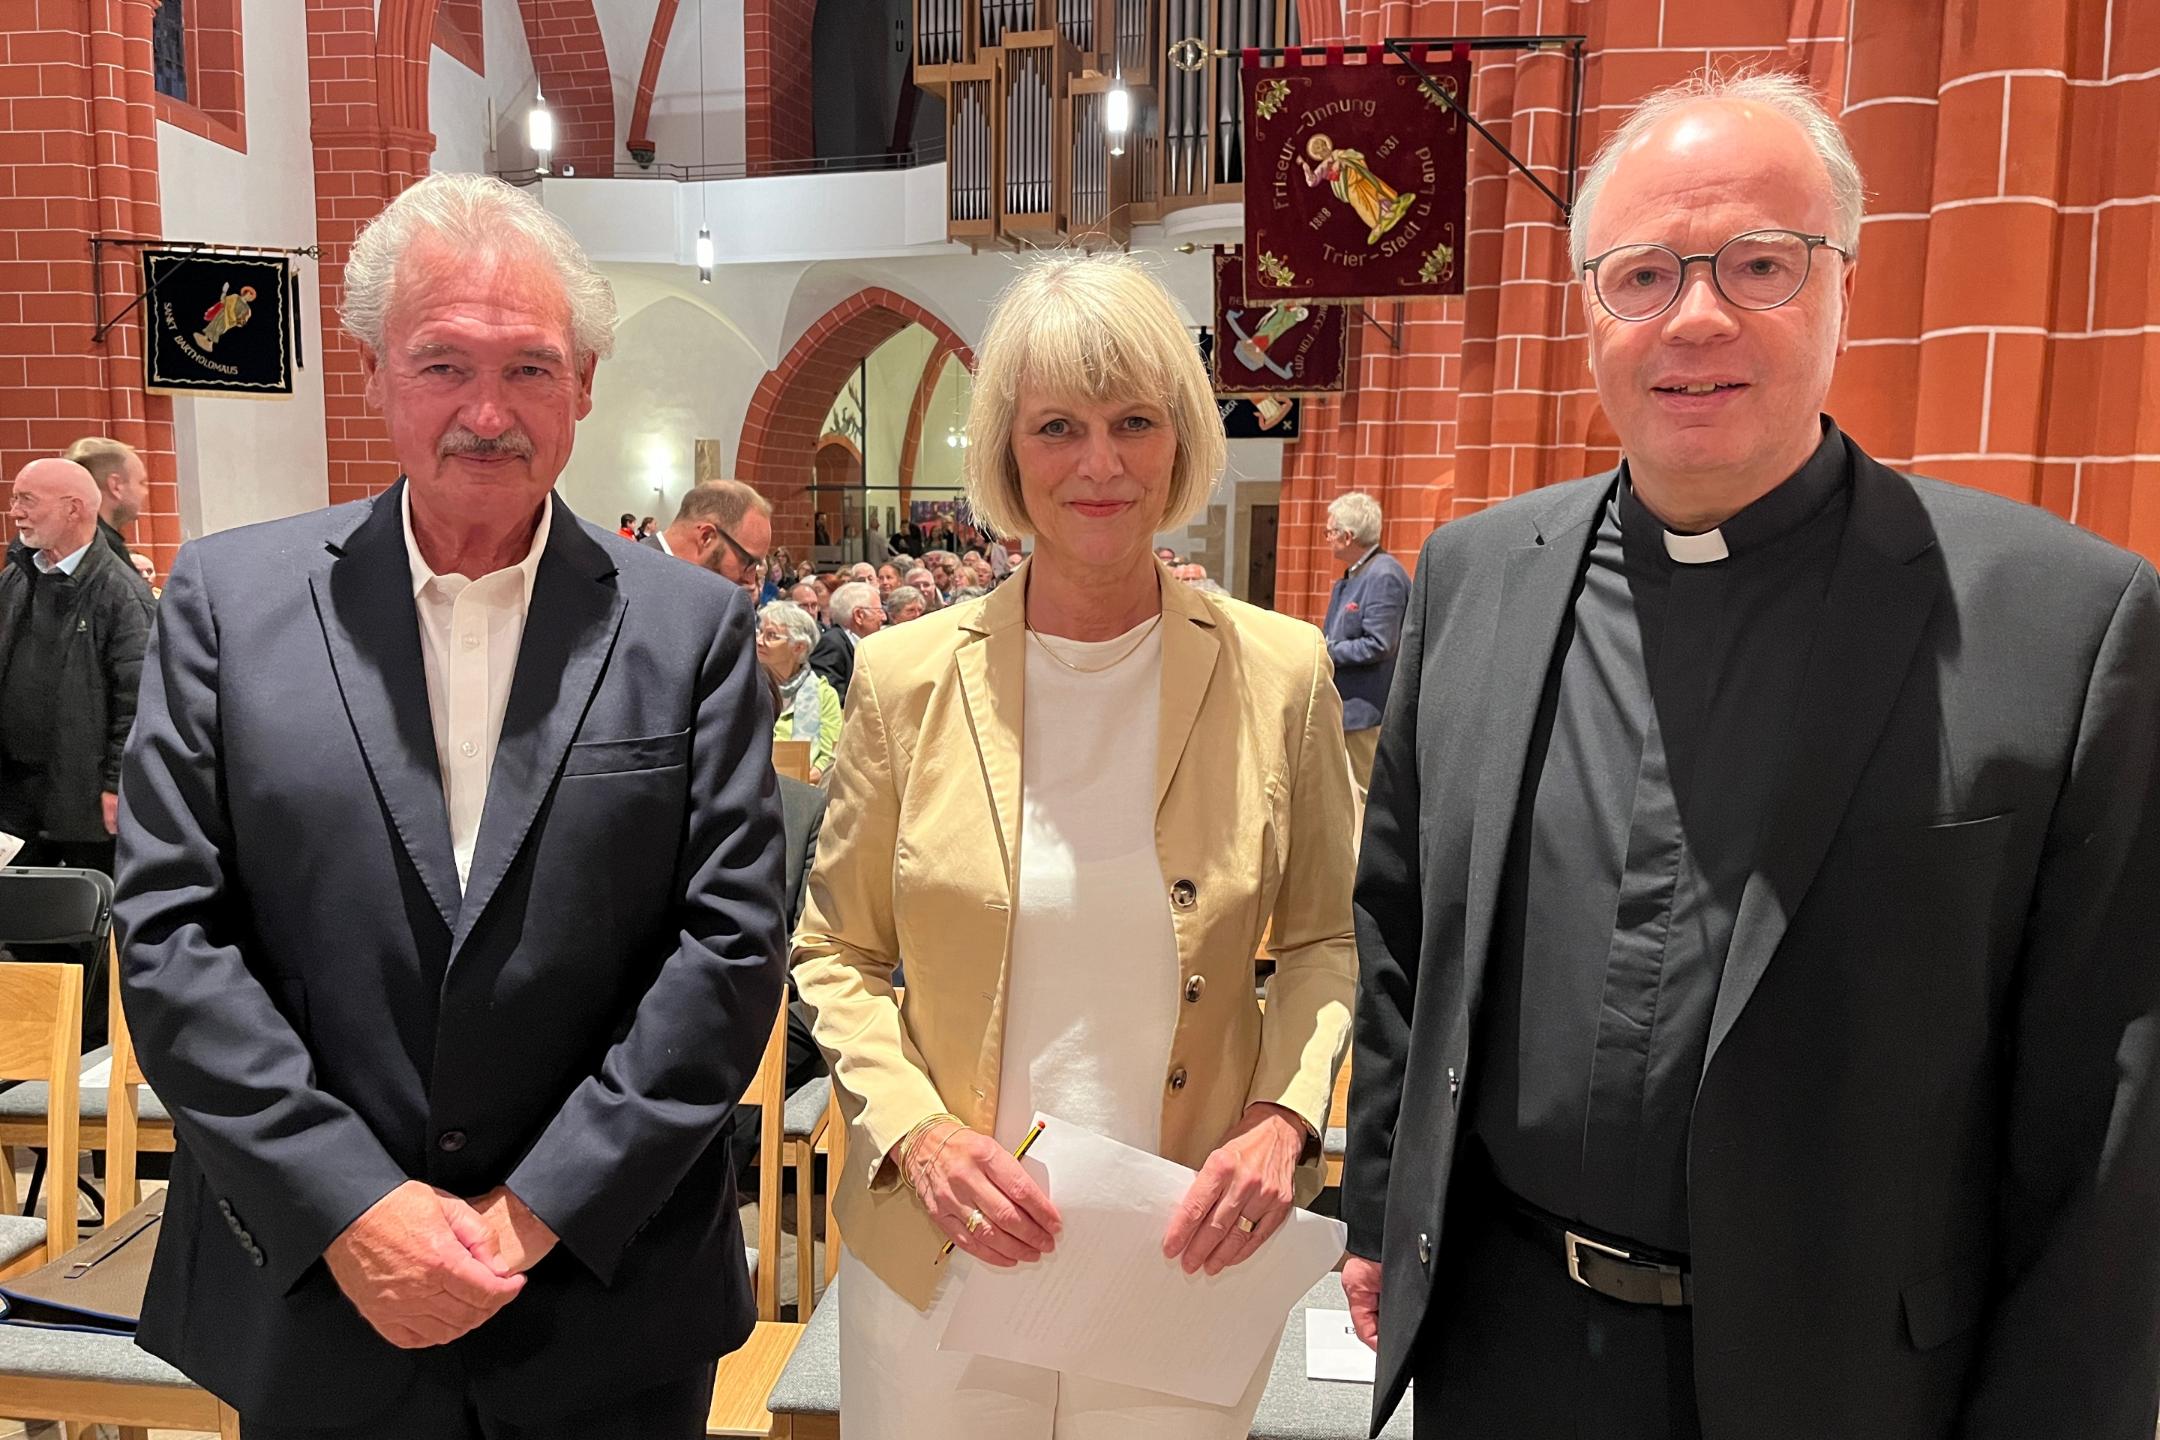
[1499,1194,1694,1308]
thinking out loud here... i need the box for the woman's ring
[1236,1216,1258,1234]
[965,1208,991,1235]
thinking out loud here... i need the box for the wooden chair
[707,994,807,1435]
[0,939,177,1217]
[772,739,814,783]
[781,1075,830,1319]
[0,963,82,1280]
[0,963,242,1440]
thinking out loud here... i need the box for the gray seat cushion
[0,1212,45,1269]
[1323,1126,1346,1159]
[768,1272,1413,1437]
[782,1076,832,1140]
[0,1077,170,1126]
[0,1325,195,1388]
[766,1272,842,1415]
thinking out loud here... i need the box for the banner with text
[1242,49,1470,303]
[1212,247,1349,395]
[143,249,293,397]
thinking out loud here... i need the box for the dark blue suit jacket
[1322,548,1412,731]
[114,483,786,1425]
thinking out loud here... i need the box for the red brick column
[516,0,615,174]
[308,0,439,505]
[744,0,816,175]
[0,0,181,575]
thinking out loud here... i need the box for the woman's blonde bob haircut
[963,254,1226,540]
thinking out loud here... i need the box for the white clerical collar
[1662,528,1730,565]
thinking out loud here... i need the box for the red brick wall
[309,0,439,505]
[738,289,973,552]
[0,0,183,577]
[1276,0,2160,618]
[154,0,246,151]
[626,0,680,161]
[435,0,484,76]
[745,0,816,175]
[516,0,615,174]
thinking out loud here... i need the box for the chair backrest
[0,867,113,947]
[0,962,84,1260]
[105,936,146,1215]
[740,996,788,1319]
[772,739,814,782]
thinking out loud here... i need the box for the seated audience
[811,580,883,704]
[883,584,927,625]
[757,600,843,782]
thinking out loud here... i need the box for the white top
[994,618,1180,1156]
[402,489,552,888]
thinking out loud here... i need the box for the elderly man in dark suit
[1319,490,1410,797]
[115,173,785,1438]
[1344,71,2160,1440]
[806,578,882,704]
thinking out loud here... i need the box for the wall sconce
[695,223,714,284]
[529,88,555,174]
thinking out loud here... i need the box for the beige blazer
[793,559,1358,1308]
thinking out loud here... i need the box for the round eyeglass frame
[1580,229,1851,323]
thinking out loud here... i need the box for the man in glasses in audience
[655,477,771,598]
[1346,71,2160,1440]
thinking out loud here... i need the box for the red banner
[1211,247,1349,395]
[1241,50,1471,302]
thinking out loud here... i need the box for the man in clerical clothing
[1343,70,2160,1440]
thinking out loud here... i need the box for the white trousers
[837,1248,1280,1440]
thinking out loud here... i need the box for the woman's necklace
[1026,613,1163,675]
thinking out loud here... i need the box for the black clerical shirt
[1469,420,1853,1255]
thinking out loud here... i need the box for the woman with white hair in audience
[794,253,1357,1439]
[883,584,927,625]
[755,600,842,783]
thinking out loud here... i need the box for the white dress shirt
[35,540,92,576]
[402,489,552,889]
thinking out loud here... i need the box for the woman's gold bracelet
[898,1112,965,1181]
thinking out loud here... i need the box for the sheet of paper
[938,1113,1347,1406]
[0,831,23,867]
[1304,1309,1376,1383]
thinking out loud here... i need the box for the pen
[939,1119,1047,1260]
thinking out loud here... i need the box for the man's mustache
[439,429,536,459]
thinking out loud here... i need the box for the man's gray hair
[1569,69,1866,271]
[884,584,926,621]
[1327,490,1384,547]
[830,580,879,630]
[759,600,822,655]
[341,172,618,361]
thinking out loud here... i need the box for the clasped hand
[323,1181,559,1349]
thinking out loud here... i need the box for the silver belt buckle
[1564,1230,1632,1289]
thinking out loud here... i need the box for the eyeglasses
[1581,229,1849,323]
[714,524,766,575]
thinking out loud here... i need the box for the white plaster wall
[558,290,769,530]
[155,0,328,539]
[862,324,933,488]
[912,352,969,495]
[429,0,541,177]
[639,0,747,173]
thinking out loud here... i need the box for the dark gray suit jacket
[1347,436,2160,1439]
[114,484,787,1425]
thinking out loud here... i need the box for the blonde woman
[793,254,1357,1439]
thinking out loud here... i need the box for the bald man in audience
[1,458,156,1043]
[63,435,150,566]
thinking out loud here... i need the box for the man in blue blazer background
[1320,490,1411,797]
[114,173,785,1438]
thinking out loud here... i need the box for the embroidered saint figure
[1300,134,1416,245]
